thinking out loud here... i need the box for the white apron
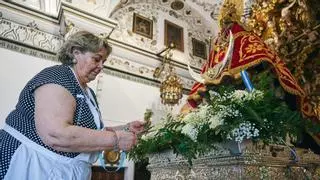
[3,88,103,180]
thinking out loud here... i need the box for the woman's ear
[72,49,81,60]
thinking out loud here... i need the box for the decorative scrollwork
[246,0,320,108]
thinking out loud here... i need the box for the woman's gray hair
[57,31,112,65]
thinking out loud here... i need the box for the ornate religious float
[129,0,320,179]
[147,143,320,179]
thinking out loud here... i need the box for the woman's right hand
[115,131,137,151]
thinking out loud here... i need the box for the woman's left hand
[127,121,145,134]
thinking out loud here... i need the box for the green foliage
[128,71,307,165]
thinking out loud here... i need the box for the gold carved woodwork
[246,0,320,115]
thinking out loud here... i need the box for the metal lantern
[154,42,183,106]
[160,71,183,106]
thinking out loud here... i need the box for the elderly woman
[0,31,144,180]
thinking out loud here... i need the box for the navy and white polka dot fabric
[0,65,97,179]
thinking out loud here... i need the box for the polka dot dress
[0,65,98,179]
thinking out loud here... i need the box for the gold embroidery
[245,43,264,54]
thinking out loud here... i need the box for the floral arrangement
[129,72,310,165]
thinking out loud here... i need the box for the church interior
[1,0,320,179]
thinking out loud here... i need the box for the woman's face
[73,47,108,85]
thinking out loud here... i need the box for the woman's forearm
[105,124,128,131]
[44,125,117,152]
[106,121,145,135]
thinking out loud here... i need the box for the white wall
[97,72,187,127]
[0,48,58,128]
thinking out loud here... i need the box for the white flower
[228,122,260,143]
[141,130,157,140]
[231,90,249,103]
[182,104,211,125]
[245,89,264,101]
[209,90,220,101]
[230,89,264,104]
[197,105,211,121]
[214,104,242,119]
[182,112,201,125]
[209,114,223,129]
[181,124,199,142]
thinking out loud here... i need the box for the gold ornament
[103,150,120,165]
[160,69,183,106]
[218,0,243,28]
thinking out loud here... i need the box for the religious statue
[186,2,304,106]
[183,0,320,149]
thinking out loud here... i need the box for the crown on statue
[218,1,242,27]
